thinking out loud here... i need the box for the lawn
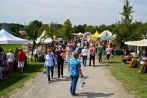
[107,56,147,98]
[0,44,22,53]
[0,60,44,97]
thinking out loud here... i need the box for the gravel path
[10,58,133,98]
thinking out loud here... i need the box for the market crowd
[0,47,27,79]
[41,35,114,96]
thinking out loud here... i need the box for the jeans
[34,54,38,62]
[98,53,102,63]
[57,61,64,77]
[89,54,95,66]
[82,56,87,66]
[70,75,79,95]
[46,66,54,81]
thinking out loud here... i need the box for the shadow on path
[51,76,89,82]
[78,92,114,98]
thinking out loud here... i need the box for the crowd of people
[0,47,27,79]
[41,36,114,96]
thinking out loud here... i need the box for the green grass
[0,60,44,97]
[0,44,22,53]
[107,56,147,98]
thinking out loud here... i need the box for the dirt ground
[10,58,134,98]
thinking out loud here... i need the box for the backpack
[77,47,82,53]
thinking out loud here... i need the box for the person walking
[89,45,96,67]
[81,46,88,66]
[34,46,39,62]
[7,49,15,74]
[105,44,113,64]
[97,43,103,63]
[55,46,65,78]
[68,52,84,96]
[66,44,71,63]
[18,48,26,73]
[44,49,57,84]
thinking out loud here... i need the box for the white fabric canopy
[96,30,116,40]
[36,30,53,44]
[0,29,29,44]
[125,39,147,46]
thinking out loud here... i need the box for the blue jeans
[34,54,38,62]
[82,56,87,66]
[46,66,54,81]
[70,75,79,95]
[98,53,102,63]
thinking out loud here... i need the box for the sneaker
[72,94,78,96]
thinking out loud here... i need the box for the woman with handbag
[44,49,57,84]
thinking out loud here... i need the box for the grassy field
[0,44,22,53]
[107,56,147,98]
[0,60,44,97]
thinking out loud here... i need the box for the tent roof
[125,39,147,46]
[0,29,29,44]
[93,31,99,37]
[0,23,12,34]
[36,30,53,43]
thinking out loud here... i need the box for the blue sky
[0,0,147,26]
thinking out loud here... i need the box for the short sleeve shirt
[68,58,81,76]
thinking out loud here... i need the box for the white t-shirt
[34,49,39,55]
[7,53,15,62]
[81,49,88,56]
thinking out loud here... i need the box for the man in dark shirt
[55,45,65,78]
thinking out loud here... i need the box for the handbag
[43,67,46,74]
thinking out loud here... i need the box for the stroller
[38,54,45,62]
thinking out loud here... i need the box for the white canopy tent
[0,29,29,44]
[36,30,53,44]
[125,39,147,46]
[97,30,116,41]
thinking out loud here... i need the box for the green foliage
[114,0,135,43]
[25,20,42,61]
[25,20,42,41]
[73,25,85,33]
[9,25,20,37]
[62,19,73,39]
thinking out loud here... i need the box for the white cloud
[0,0,147,25]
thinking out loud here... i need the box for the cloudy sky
[0,0,147,26]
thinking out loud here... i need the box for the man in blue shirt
[68,52,84,96]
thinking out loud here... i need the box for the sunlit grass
[108,56,147,98]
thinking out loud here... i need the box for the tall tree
[9,25,20,37]
[25,20,42,61]
[114,0,134,43]
[62,19,72,39]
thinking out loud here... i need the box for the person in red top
[89,45,96,67]
[17,48,26,73]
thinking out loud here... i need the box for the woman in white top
[66,44,71,63]
[34,47,39,62]
[7,49,15,74]
[81,46,88,66]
